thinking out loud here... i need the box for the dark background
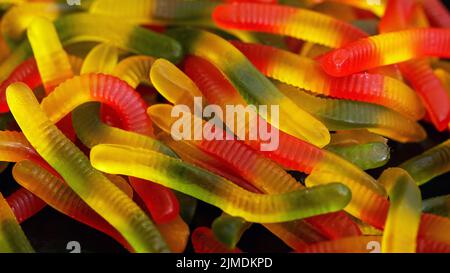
[1,1,450,253]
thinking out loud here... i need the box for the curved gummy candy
[399,139,450,186]
[150,58,204,108]
[90,143,352,223]
[213,3,367,48]
[422,195,450,218]
[191,227,242,253]
[379,168,421,253]
[12,160,132,251]
[6,83,169,253]
[113,56,155,88]
[232,41,424,121]
[277,82,427,143]
[168,28,331,147]
[7,188,45,224]
[41,73,153,136]
[319,28,450,77]
[0,192,34,253]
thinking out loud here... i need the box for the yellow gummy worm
[90,143,352,223]
[379,168,421,253]
[6,82,169,253]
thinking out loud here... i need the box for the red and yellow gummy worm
[231,41,425,121]
[213,2,368,48]
[319,28,450,77]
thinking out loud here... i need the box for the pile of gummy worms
[0,0,449,254]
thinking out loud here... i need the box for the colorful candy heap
[0,0,449,253]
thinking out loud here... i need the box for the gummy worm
[6,82,169,253]
[212,3,368,48]
[319,28,450,77]
[41,73,153,136]
[276,82,427,143]
[113,55,155,88]
[90,143,352,223]
[379,168,421,253]
[168,28,331,147]
[232,41,425,121]
[12,160,132,251]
